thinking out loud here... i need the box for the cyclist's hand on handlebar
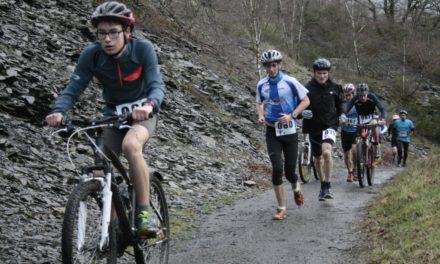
[302,110,313,119]
[45,113,63,128]
[132,105,153,121]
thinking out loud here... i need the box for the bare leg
[122,125,150,207]
[274,185,285,208]
[322,142,333,182]
[344,150,353,173]
[314,155,324,181]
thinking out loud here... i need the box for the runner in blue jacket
[394,110,415,167]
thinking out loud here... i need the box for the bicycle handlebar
[342,123,378,128]
[47,112,153,138]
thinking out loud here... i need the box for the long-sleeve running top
[51,39,165,115]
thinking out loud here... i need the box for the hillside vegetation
[364,151,440,263]
[142,0,440,142]
[0,0,438,262]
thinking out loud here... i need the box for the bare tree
[242,0,273,78]
[295,0,307,61]
[345,0,366,75]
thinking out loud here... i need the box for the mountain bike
[49,114,170,264]
[353,123,377,188]
[298,133,318,183]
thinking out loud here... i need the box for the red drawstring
[117,62,123,87]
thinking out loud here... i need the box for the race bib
[275,120,296,136]
[115,98,148,115]
[322,128,337,142]
[399,131,408,137]
[347,118,357,126]
[358,114,373,124]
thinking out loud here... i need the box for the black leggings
[266,126,298,186]
[397,140,409,164]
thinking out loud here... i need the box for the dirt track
[169,166,401,264]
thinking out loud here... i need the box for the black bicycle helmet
[399,109,408,115]
[312,58,331,71]
[91,1,135,28]
[356,83,369,95]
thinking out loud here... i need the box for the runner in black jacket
[387,114,399,164]
[302,58,344,201]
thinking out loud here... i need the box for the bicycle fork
[76,173,113,252]
[99,173,113,251]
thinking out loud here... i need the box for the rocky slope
[0,0,271,262]
[1,0,433,263]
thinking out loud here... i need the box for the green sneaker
[137,209,159,238]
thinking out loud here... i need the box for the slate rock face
[0,0,270,262]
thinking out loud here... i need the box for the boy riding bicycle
[45,1,165,237]
[346,83,387,158]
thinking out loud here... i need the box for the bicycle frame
[52,116,136,252]
[53,114,170,264]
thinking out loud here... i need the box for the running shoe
[137,208,159,238]
[346,171,354,182]
[272,207,287,220]
[318,188,326,201]
[293,183,304,207]
[324,187,334,199]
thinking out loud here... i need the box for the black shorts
[391,137,398,147]
[341,130,356,152]
[309,129,336,156]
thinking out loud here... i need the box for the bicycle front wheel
[135,175,170,264]
[62,180,117,264]
[298,146,311,183]
[366,145,375,186]
[356,143,367,188]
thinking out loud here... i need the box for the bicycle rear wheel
[134,175,170,264]
[366,145,375,186]
[62,180,117,264]
[356,143,367,188]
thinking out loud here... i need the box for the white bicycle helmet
[392,114,399,120]
[260,49,282,64]
[343,83,355,95]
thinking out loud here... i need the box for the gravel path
[169,166,401,264]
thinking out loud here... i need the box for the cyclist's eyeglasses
[264,63,278,69]
[96,30,123,40]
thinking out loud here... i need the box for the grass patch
[169,208,197,239]
[364,151,440,263]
